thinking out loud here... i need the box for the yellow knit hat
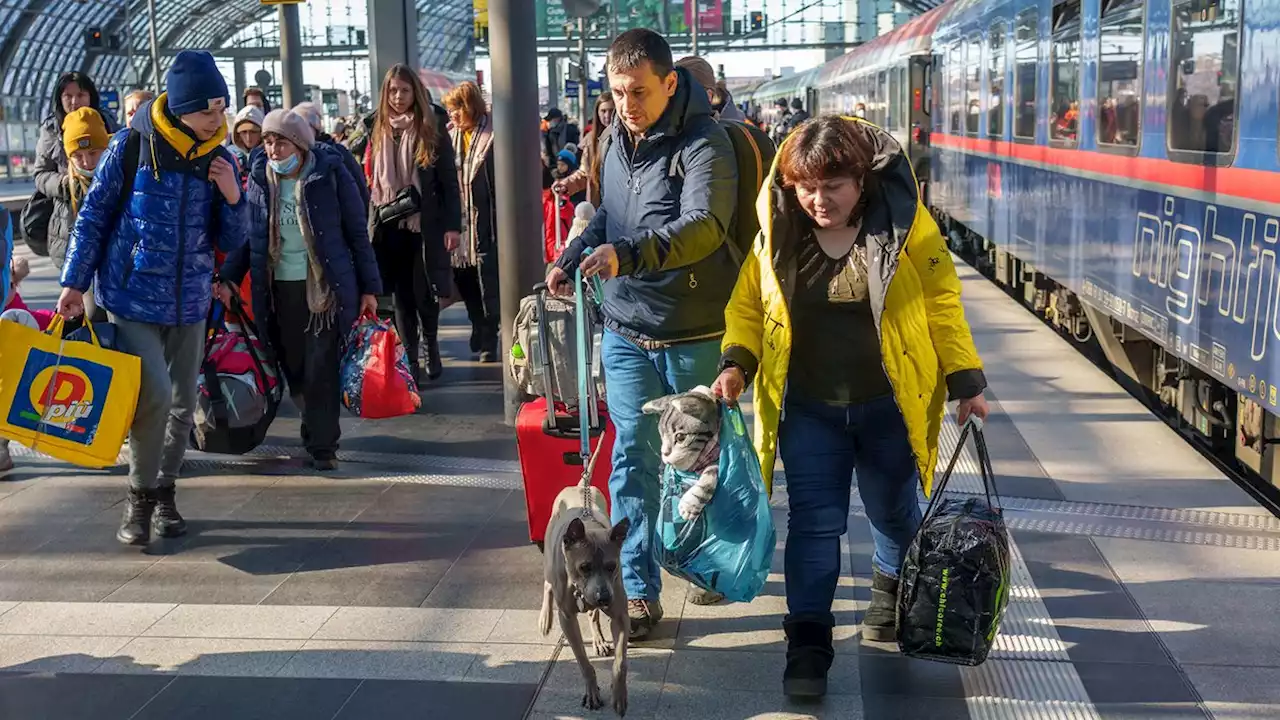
[62,107,110,157]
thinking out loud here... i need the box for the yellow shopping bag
[0,315,141,468]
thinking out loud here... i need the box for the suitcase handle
[531,278,602,437]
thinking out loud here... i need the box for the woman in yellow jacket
[711,116,989,698]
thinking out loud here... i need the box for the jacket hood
[133,93,228,160]
[760,117,919,262]
[640,66,716,141]
[231,106,265,151]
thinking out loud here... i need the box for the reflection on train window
[966,34,981,136]
[989,21,1006,139]
[1014,9,1038,139]
[949,42,964,134]
[1050,0,1082,145]
[1098,0,1144,147]
[1168,0,1239,157]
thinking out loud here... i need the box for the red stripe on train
[929,132,1280,206]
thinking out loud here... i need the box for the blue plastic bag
[655,404,775,602]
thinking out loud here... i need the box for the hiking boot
[117,489,158,546]
[688,586,725,605]
[0,439,13,477]
[151,485,187,538]
[627,598,664,640]
[425,338,443,380]
[862,569,899,642]
[783,618,835,698]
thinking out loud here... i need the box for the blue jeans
[778,395,923,623]
[601,329,723,601]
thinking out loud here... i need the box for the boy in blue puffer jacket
[57,50,247,547]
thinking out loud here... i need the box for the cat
[642,385,720,521]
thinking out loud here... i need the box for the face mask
[269,154,300,175]
[72,164,95,179]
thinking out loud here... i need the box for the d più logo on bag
[7,350,113,444]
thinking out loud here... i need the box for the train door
[910,55,934,201]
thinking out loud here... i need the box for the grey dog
[539,485,631,715]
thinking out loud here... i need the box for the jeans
[111,316,206,491]
[778,394,922,623]
[270,281,342,459]
[601,329,723,601]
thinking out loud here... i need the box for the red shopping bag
[340,315,421,419]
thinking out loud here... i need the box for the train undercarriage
[939,213,1280,514]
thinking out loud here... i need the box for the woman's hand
[216,281,238,309]
[444,231,461,252]
[711,367,746,405]
[360,294,378,317]
[956,394,990,426]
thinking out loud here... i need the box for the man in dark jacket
[58,50,247,547]
[547,29,738,640]
[541,108,580,167]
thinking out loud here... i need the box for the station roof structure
[0,0,472,114]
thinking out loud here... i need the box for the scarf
[267,152,337,332]
[449,113,495,268]
[68,172,92,216]
[370,112,422,233]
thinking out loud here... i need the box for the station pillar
[368,0,419,95]
[279,4,306,107]
[491,0,546,424]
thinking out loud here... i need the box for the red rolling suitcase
[516,281,614,549]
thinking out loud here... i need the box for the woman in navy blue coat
[220,109,382,471]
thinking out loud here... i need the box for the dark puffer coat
[222,144,382,334]
[61,96,246,326]
[555,67,739,343]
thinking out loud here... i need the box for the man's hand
[711,367,746,405]
[444,231,462,253]
[551,179,569,196]
[57,288,85,320]
[956,394,990,426]
[209,156,241,204]
[580,244,619,281]
[545,266,572,297]
[360,294,378,317]
[216,279,236,307]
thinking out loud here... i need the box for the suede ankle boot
[862,569,900,642]
[782,618,835,698]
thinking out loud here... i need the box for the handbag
[375,185,421,228]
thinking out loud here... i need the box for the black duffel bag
[896,417,1011,666]
[20,191,53,256]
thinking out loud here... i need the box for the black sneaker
[151,485,187,538]
[862,569,899,642]
[312,455,339,472]
[627,598,664,640]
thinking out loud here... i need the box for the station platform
[0,247,1277,720]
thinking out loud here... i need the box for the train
[739,0,1280,496]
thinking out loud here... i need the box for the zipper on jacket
[176,174,189,321]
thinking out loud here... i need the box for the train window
[878,71,888,128]
[1098,0,1144,149]
[1050,0,1082,146]
[1168,0,1240,161]
[988,21,1007,138]
[949,42,964,134]
[1013,10,1038,139]
[966,34,981,136]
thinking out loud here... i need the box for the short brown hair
[607,28,674,78]
[443,81,486,126]
[777,116,875,187]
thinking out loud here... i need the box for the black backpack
[602,119,775,265]
[21,130,141,256]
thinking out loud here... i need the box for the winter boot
[117,489,158,545]
[862,569,899,642]
[478,323,499,364]
[425,337,443,380]
[783,618,835,698]
[151,485,187,538]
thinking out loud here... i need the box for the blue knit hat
[557,149,578,170]
[166,50,229,116]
